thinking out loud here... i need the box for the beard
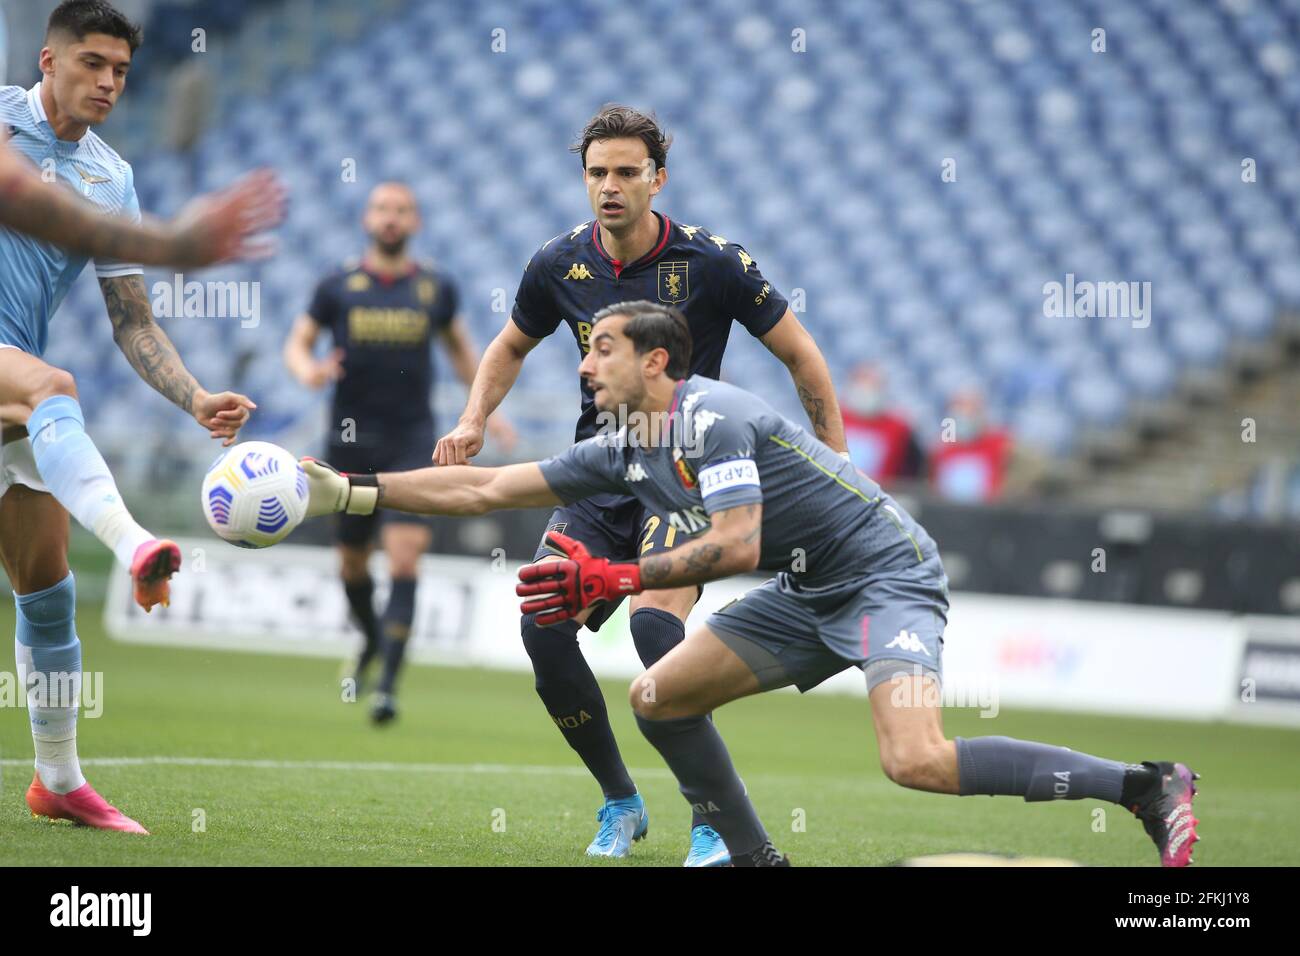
[372,235,408,257]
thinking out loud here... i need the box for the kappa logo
[884,630,930,656]
[625,463,647,482]
[692,409,726,437]
[563,263,594,280]
[679,390,708,414]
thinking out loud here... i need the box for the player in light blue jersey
[2,1,264,836]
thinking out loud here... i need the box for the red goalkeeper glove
[516,531,642,626]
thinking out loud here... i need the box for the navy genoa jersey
[306,260,458,445]
[511,213,789,443]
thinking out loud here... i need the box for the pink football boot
[1130,761,1200,867]
[130,538,182,612]
[26,773,149,834]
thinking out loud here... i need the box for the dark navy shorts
[327,428,436,548]
[532,493,693,631]
[707,553,949,693]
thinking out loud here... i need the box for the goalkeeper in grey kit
[300,300,1200,867]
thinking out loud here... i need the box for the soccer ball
[201,441,309,548]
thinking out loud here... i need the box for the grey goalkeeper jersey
[538,375,939,585]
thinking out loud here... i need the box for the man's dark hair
[571,104,672,172]
[47,0,143,54]
[592,301,692,378]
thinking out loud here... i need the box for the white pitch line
[0,756,675,778]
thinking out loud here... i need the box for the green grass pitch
[2,599,1298,866]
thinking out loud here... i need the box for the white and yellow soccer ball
[201,441,309,548]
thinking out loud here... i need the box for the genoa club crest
[672,447,697,489]
[657,261,689,303]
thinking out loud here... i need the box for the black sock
[1119,761,1162,809]
[629,607,686,667]
[635,713,768,857]
[522,613,635,799]
[629,607,713,830]
[520,613,637,801]
[954,736,1128,802]
[344,577,381,667]
[377,577,417,695]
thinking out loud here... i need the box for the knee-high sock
[343,576,381,668]
[630,607,712,830]
[629,607,686,668]
[636,713,768,856]
[27,396,152,568]
[955,736,1133,802]
[377,577,417,695]
[522,613,635,799]
[14,573,85,794]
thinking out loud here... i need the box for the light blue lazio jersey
[0,82,142,356]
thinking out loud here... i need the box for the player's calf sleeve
[27,395,152,568]
[14,573,86,794]
[521,613,636,799]
[635,713,768,856]
[343,576,381,653]
[954,736,1128,803]
[377,577,417,695]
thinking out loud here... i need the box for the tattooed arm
[100,274,256,445]
[639,503,763,588]
[759,310,848,453]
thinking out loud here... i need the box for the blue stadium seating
[44,0,1300,469]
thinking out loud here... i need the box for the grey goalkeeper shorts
[705,554,948,694]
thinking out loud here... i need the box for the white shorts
[0,344,48,500]
[0,433,47,500]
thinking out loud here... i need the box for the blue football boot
[683,824,731,867]
[585,793,649,857]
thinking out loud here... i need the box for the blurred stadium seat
[36,0,1300,507]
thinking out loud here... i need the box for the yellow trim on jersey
[766,434,924,563]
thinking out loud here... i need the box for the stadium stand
[34,0,1300,510]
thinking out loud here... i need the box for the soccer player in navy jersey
[434,105,847,865]
[0,1,265,835]
[285,182,513,724]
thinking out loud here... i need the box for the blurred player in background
[1,0,268,834]
[434,105,846,865]
[304,301,1202,869]
[284,181,513,725]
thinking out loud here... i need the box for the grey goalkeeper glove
[299,457,379,517]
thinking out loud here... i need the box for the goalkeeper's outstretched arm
[303,459,561,518]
